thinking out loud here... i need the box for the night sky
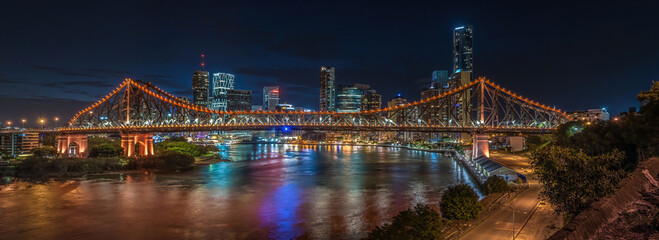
[1,1,658,126]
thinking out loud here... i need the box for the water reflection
[0,144,483,240]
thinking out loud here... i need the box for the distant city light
[455,26,464,30]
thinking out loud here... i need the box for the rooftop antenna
[201,54,205,71]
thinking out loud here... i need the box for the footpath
[460,152,562,240]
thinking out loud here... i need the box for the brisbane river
[0,144,482,240]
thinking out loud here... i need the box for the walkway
[461,153,545,240]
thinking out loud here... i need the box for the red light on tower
[272,89,279,93]
[200,54,205,70]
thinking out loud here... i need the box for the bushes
[32,146,58,158]
[363,204,444,240]
[16,157,129,176]
[132,151,195,170]
[484,175,510,194]
[155,139,213,157]
[89,144,123,157]
[439,184,482,220]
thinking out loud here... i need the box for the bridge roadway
[57,124,553,134]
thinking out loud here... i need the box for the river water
[0,144,482,240]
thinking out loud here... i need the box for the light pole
[6,121,11,129]
[54,117,59,128]
[39,119,45,130]
[21,119,26,129]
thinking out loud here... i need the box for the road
[461,153,542,240]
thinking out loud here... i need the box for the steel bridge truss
[64,78,570,133]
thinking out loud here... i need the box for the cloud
[29,65,106,79]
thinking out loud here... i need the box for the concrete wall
[549,157,659,240]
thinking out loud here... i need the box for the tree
[363,204,444,240]
[484,176,510,194]
[89,144,123,158]
[532,145,625,216]
[31,146,57,158]
[439,184,482,220]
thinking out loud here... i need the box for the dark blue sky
[1,0,658,125]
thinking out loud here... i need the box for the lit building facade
[320,66,336,111]
[192,71,210,107]
[227,89,252,111]
[421,88,442,124]
[449,71,472,124]
[336,84,369,113]
[453,25,473,74]
[387,95,409,124]
[431,70,449,90]
[210,73,235,111]
[361,90,382,111]
[0,132,39,156]
[263,86,280,111]
[567,108,610,121]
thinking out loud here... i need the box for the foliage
[16,157,129,176]
[439,184,482,220]
[87,137,124,158]
[40,133,57,147]
[89,144,123,157]
[484,175,510,194]
[363,204,444,240]
[532,145,626,215]
[132,151,195,170]
[155,138,216,157]
[31,146,58,158]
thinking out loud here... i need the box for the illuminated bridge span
[57,77,570,157]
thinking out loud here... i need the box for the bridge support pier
[121,133,154,157]
[57,134,88,158]
[472,133,489,159]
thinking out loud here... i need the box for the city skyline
[1,1,657,122]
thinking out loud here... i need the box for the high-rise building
[320,66,336,111]
[227,89,252,111]
[263,86,280,111]
[421,88,442,124]
[431,70,449,90]
[336,84,364,113]
[387,94,409,124]
[0,131,39,156]
[192,71,210,107]
[448,71,472,124]
[210,73,235,111]
[361,90,382,111]
[453,25,473,73]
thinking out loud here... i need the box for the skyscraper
[336,84,364,113]
[263,86,280,111]
[431,70,449,90]
[319,66,336,111]
[453,25,473,73]
[192,71,210,107]
[227,89,252,111]
[361,90,382,111]
[211,73,235,111]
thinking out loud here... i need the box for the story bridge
[56,78,570,157]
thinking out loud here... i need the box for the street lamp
[21,119,26,129]
[6,121,11,128]
[54,117,59,128]
[39,119,45,129]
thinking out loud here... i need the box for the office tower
[453,25,473,73]
[448,71,472,125]
[361,90,382,111]
[192,71,210,107]
[336,84,363,113]
[421,88,442,124]
[210,73,235,111]
[227,89,252,111]
[263,86,280,111]
[320,66,336,111]
[387,94,409,124]
[431,70,449,90]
